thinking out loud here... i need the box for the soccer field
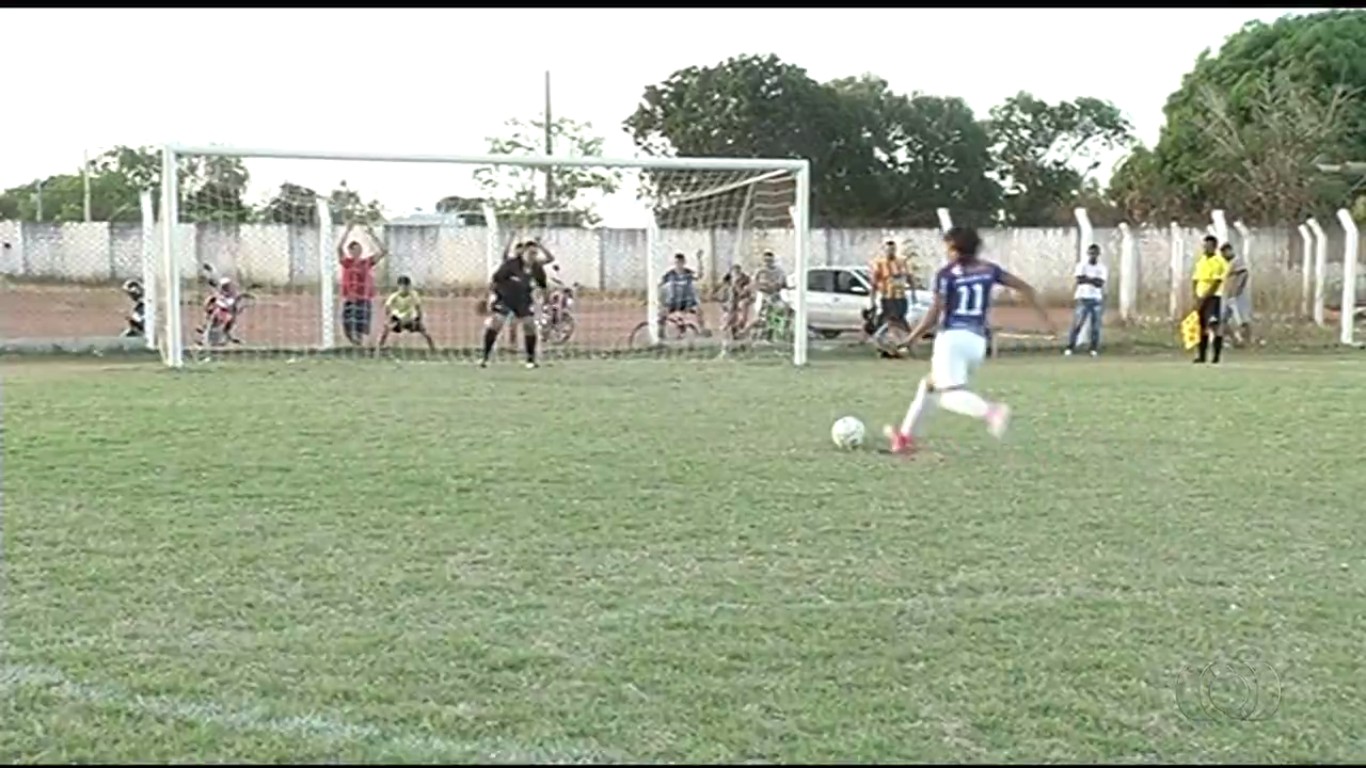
[3,353,1366,763]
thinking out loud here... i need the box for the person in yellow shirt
[870,239,914,358]
[378,276,437,352]
[1190,235,1230,364]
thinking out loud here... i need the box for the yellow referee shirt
[1192,254,1228,299]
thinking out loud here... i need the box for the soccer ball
[831,416,866,450]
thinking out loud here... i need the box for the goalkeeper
[480,241,548,369]
[377,276,436,352]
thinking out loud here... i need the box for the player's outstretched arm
[365,224,387,263]
[336,223,355,260]
[1000,272,1057,336]
[533,238,557,265]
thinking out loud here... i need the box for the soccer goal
[153,145,811,368]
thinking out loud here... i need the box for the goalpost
[155,145,811,368]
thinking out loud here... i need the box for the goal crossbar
[164,144,809,174]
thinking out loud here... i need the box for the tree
[327,181,385,225]
[1194,68,1356,224]
[258,182,321,225]
[255,181,385,226]
[624,54,848,226]
[472,116,621,228]
[626,56,1003,227]
[1107,145,1198,224]
[1151,10,1366,220]
[181,155,253,223]
[985,93,1133,226]
[0,146,252,223]
[827,75,1001,226]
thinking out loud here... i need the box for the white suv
[781,266,934,338]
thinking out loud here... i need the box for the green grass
[3,354,1366,763]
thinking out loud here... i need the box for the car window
[807,269,835,293]
[833,270,868,295]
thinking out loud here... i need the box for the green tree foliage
[326,181,386,226]
[1195,68,1356,224]
[625,55,850,226]
[473,116,621,228]
[258,183,323,225]
[825,75,1001,227]
[256,181,385,226]
[1140,9,1366,221]
[180,155,253,224]
[986,93,1133,226]
[0,146,251,223]
[626,55,1126,228]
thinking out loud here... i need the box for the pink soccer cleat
[986,403,1012,439]
[883,425,915,455]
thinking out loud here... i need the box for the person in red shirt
[337,223,387,345]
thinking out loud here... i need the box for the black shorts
[879,297,909,324]
[389,315,425,333]
[342,299,373,336]
[1199,296,1221,327]
[665,298,699,314]
[492,295,533,319]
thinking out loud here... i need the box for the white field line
[0,663,617,764]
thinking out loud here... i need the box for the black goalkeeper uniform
[491,257,547,318]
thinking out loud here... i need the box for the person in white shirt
[1064,244,1107,357]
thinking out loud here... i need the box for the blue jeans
[1068,299,1102,351]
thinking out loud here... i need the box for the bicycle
[715,288,755,342]
[196,290,257,347]
[746,296,796,343]
[627,309,703,349]
[538,274,579,345]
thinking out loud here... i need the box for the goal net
[153,146,810,368]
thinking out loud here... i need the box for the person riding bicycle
[541,263,573,326]
[719,263,754,337]
[121,279,146,337]
[752,251,789,324]
[658,251,709,334]
[202,276,242,344]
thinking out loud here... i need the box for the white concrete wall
[0,220,1356,306]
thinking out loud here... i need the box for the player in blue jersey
[883,226,1055,455]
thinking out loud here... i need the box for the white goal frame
[157,144,811,368]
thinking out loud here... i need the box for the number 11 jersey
[935,261,1006,337]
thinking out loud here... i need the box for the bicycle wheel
[627,321,657,349]
[667,318,700,341]
[547,313,576,345]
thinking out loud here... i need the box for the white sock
[939,389,991,420]
[900,379,938,437]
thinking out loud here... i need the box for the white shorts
[1222,295,1251,327]
[930,329,987,389]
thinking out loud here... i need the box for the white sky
[1,7,1308,227]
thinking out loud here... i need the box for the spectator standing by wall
[1063,244,1107,357]
[338,223,386,346]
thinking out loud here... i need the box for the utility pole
[82,149,92,222]
[544,70,555,208]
